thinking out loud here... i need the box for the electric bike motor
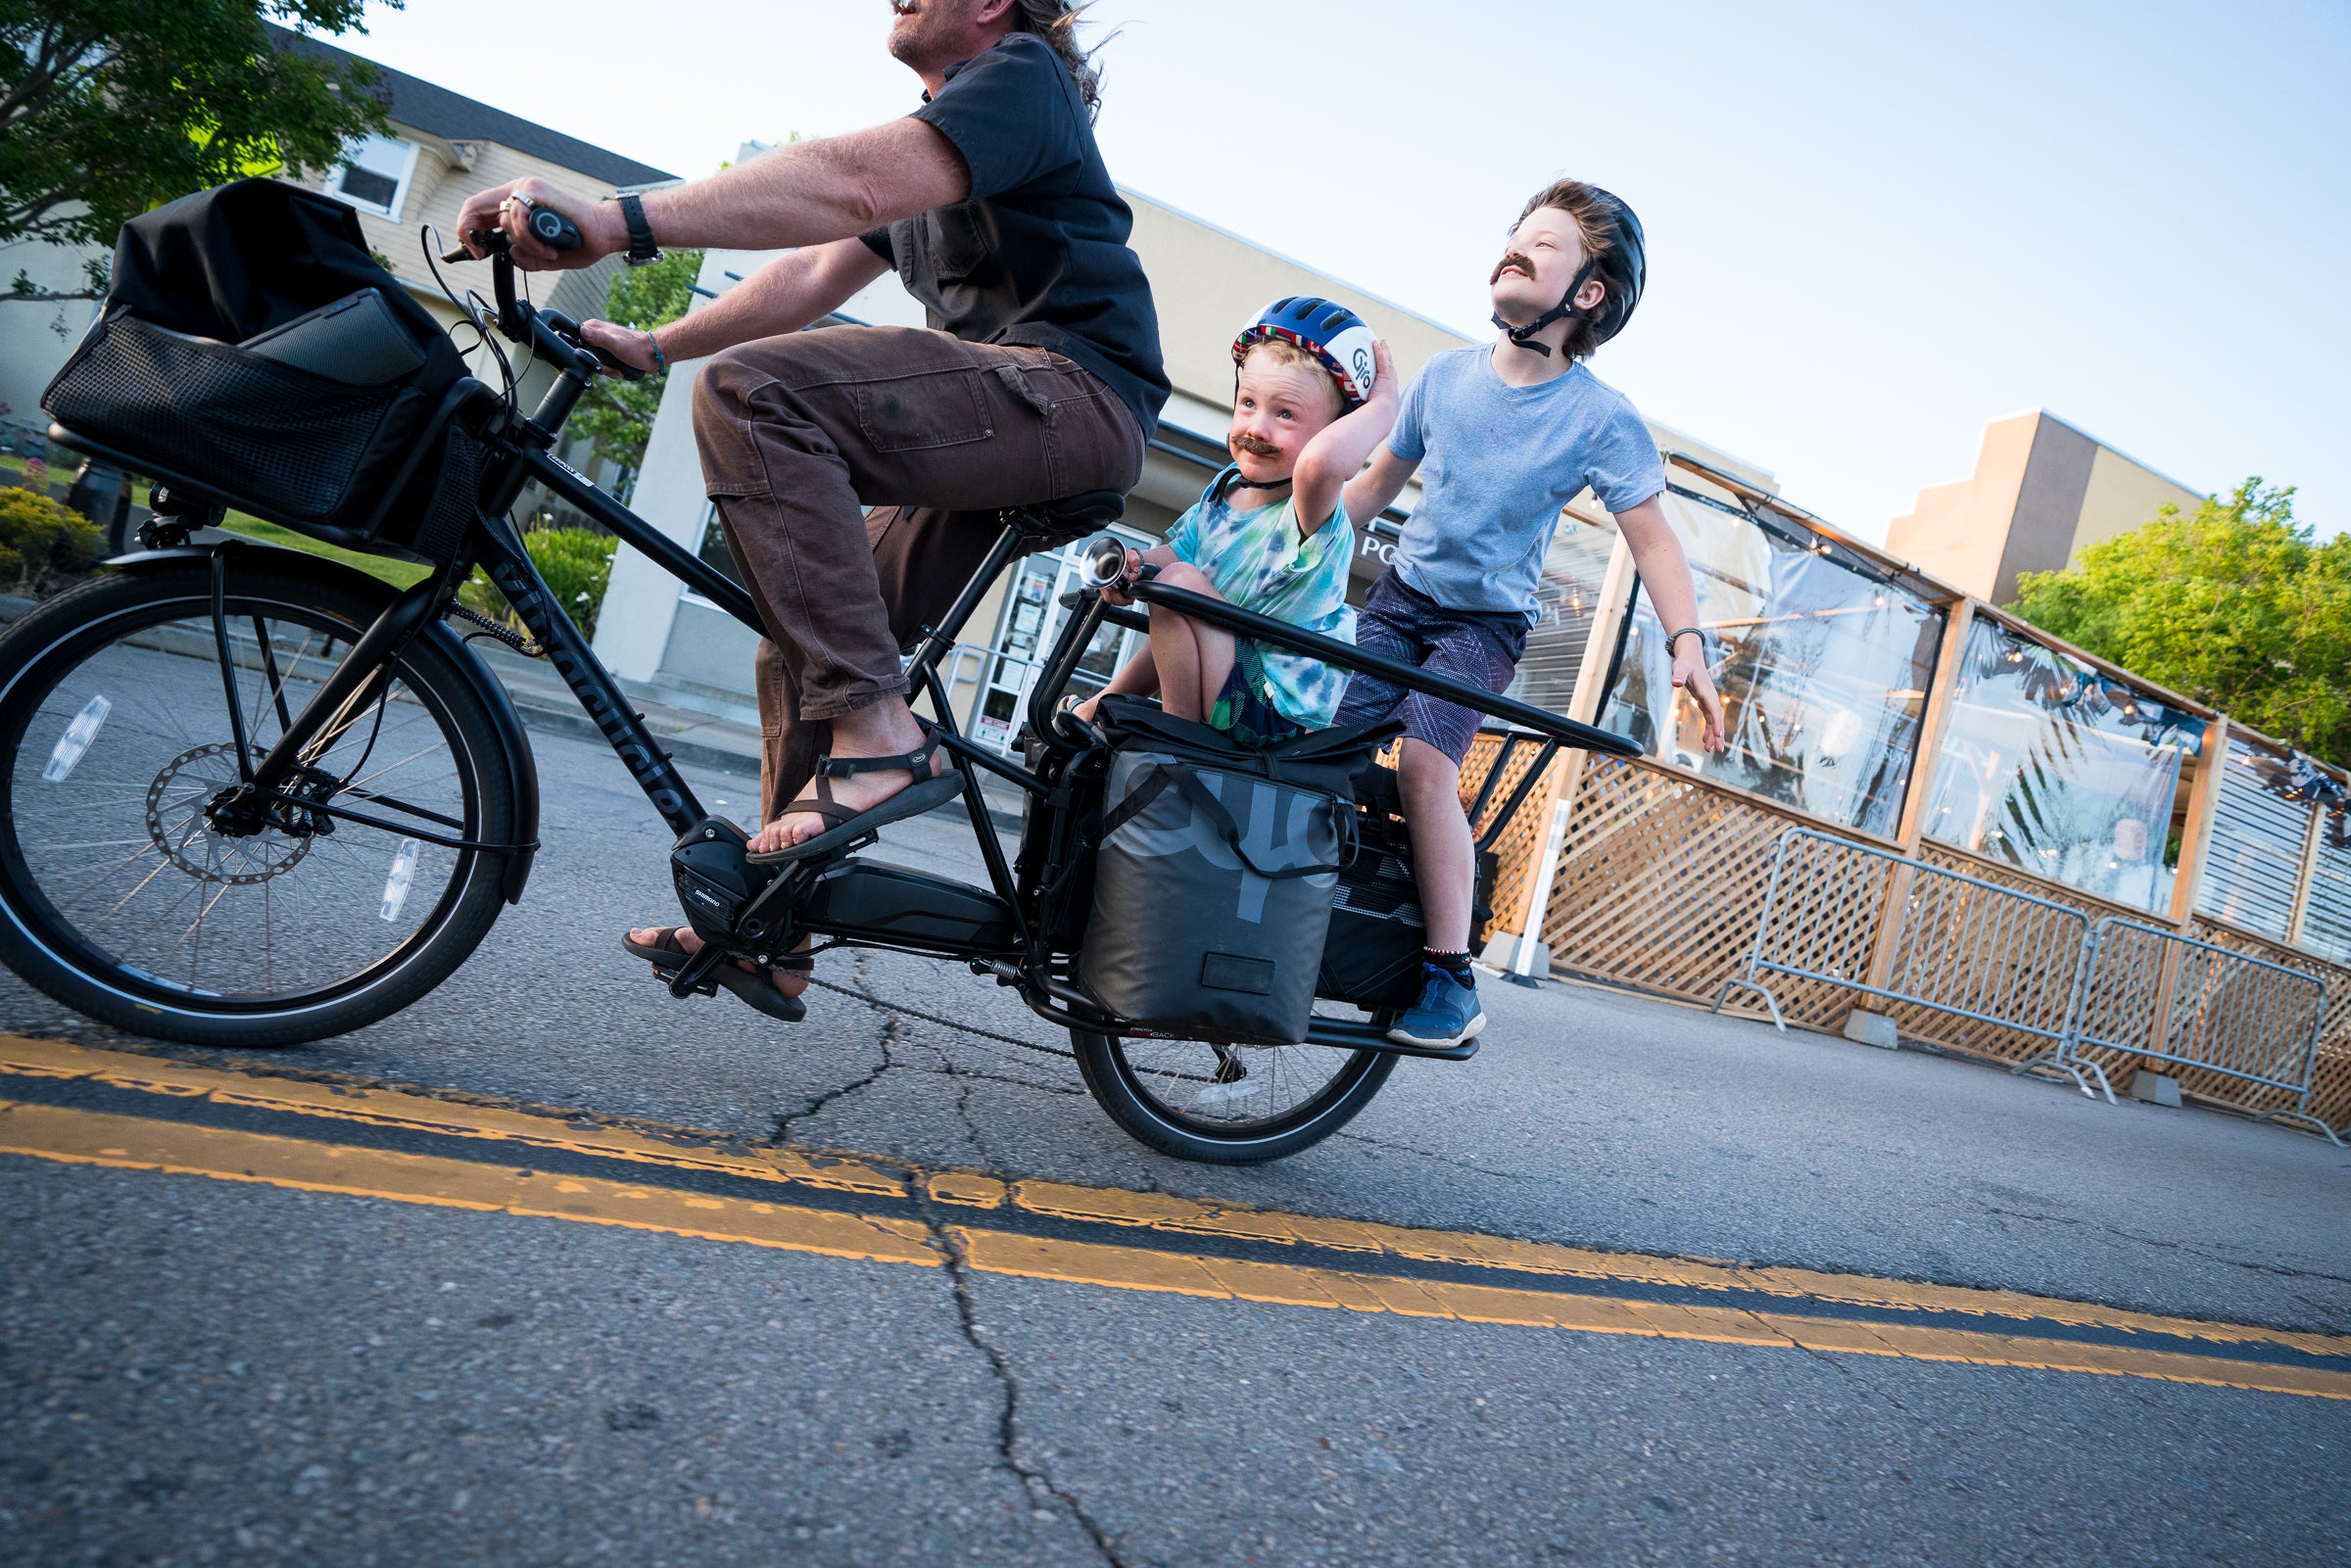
[669,818,779,948]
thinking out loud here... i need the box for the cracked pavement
[4,726,2349,1565]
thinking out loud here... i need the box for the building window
[327,133,419,220]
[1601,486,1943,838]
[1920,615,2202,914]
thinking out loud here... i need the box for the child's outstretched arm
[1294,342,1402,536]
[1614,496,1728,753]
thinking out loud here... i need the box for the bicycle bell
[1079,535,1129,592]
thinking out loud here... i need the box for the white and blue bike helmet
[1231,297,1378,409]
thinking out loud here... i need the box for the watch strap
[615,192,662,265]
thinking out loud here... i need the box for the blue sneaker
[1388,963,1485,1048]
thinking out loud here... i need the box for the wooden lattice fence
[1486,754,2351,1138]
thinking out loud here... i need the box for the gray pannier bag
[1079,696,1396,1044]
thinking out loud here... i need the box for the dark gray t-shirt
[1387,347,1666,623]
[860,34,1168,439]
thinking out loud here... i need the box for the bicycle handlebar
[439,227,646,384]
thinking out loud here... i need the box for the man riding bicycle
[456,0,1168,1016]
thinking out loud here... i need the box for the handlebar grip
[590,344,647,383]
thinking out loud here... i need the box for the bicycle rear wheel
[1071,1010,1396,1164]
[0,556,517,1046]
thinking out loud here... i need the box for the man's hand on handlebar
[455,176,622,271]
[578,319,663,377]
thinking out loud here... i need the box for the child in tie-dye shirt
[1076,300,1398,745]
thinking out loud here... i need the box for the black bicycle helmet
[1494,183,1647,356]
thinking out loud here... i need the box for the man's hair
[1514,179,1618,362]
[1010,0,1109,118]
[1238,338,1344,416]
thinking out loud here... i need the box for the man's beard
[887,2,943,66]
[1229,432,1282,459]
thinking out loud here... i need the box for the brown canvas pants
[691,325,1144,823]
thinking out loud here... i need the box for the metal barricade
[2037,918,2342,1144]
[1712,829,2103,1097]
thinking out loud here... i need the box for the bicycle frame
[106,248,1641,1061]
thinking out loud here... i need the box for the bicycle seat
[1005,489,1126,536]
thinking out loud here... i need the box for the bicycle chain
[804,975,1074,1061]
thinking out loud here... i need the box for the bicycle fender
[101,540,543,904]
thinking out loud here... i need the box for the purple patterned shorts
[1332,570,1528,766]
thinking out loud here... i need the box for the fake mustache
[1228,432,1283,458]
[1491,251,1536,285]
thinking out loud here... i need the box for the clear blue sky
[335,0,2349,546]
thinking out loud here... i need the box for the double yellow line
[4,1033,2346,1401]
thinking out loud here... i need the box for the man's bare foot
[624,925,810,998]
[1070,694,1102,726]
[748,701,938,856]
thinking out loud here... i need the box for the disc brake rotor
[145,742,315,884]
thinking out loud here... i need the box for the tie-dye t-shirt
[1165,469,1357,730]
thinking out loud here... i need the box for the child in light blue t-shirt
[1076,300,1399,746]
[1336,180,1728,1050]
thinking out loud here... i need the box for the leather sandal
[621,927,809,1023]
[745,727,964,865]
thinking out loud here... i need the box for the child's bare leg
[1398,738,1475,952]
[1146,563,1237,722]
[1074,645,1157,724]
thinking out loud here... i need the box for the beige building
[1885,409,2203,605]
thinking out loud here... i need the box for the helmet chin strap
[1493,259,1597,358]
[1219,466,1292,501]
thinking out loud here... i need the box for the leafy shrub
[0,486,103,598]
[459,527,619,641]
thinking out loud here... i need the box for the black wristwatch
[612,191,663,267]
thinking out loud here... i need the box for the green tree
[569,247,703,491]
[0,1,399,302]
[2010,480,2351,767]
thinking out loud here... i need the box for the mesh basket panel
[45,314,413,527]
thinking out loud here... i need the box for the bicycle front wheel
[0,556,518,1046]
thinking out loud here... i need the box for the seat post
[902,521,1025,695]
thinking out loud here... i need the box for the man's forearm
[652,240,887,363]
[641,119,969,252]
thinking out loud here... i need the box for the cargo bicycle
[0,183,1640,1162]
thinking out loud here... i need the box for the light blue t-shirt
[1386,346,1666,623]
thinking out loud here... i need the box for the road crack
[1980,1206,2351,1288]
[909,1187,1128,1566]
[769,954,901,1146]
[1334,1129,1540,1184]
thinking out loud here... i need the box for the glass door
[968,539,1147,753]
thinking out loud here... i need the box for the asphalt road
[5,722,2349,1567]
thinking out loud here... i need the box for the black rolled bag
[42,177,481,561]
[1079,696,1397,1044]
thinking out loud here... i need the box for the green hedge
[460,527,619,641]
[0,487,103,597]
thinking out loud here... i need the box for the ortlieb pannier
[1079,697,1393,1044]
[42,177,480,560]
[1315,759,1498,1012]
